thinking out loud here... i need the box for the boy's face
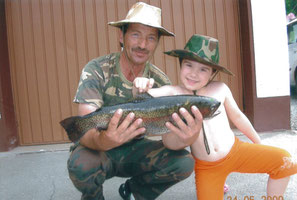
[119,23,159,66]
[180,59,213,91]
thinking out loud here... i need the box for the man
[67,2,202,200]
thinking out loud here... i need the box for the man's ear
[118,29,124,45]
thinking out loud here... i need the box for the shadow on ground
[0,130,296,200]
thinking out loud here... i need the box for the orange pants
[194,137,297,200]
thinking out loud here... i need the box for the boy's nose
[192,69,200,76]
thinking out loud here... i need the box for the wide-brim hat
[164,34,234,75]
[108,2,174,37]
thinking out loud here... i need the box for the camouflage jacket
[74,52,171,108]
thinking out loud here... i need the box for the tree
[286,0,297,16]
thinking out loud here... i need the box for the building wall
[4,0,243,146]
[251,0,289,98]
[239,0,291,131]
[1,0,292,150]
[0,0,18,151]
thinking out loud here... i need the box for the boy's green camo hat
[164,34,234,75]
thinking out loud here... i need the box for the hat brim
[164,49,234,76]
[108,21,175,37]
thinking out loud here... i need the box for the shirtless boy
[133,34,297,199]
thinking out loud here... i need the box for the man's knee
[166,150,194,181]
[176,153,195,179]
[67,145,110,188]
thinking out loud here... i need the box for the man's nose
[138,38,147,49]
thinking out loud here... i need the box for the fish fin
[60,116,83,142]
[204,111,221,120]
[202,122,210,155]
[129,92,154,103]
[212,111,221,118]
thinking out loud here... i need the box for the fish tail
[60,116,83,142]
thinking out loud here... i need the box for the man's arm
[78,103,146,151]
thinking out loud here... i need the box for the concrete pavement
[0,130,297,200]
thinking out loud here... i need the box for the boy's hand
[133,77,154,96]
[164,106,203,149]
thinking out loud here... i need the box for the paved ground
[0,130,297,200]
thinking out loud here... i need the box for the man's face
[120,23,159,66]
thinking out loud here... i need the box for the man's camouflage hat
[164,34,234,75]
[108,2,174,37]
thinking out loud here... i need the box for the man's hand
[78,104,145,151]
[162,106,203,150]
[100,109,146,150]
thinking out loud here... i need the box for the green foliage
[286,0,297,16]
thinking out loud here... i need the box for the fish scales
[60,95,221,142]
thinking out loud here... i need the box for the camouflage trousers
[67,138,194,200]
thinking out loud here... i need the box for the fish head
[189,96,221,118]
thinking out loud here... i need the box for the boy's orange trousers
[194,137,297,200]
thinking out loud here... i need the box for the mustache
[132,47,149,54]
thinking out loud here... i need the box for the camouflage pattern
[164,34,234,75]
[69,52,194,199]
[68,139,194,200]
[73,52,171,108]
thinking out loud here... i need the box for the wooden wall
[0,0,18,151]
[5,0,243,145]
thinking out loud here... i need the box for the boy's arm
[224,84,261,144]
[133,77,203,149]
[132,77,154,97]
[132,77,174,97]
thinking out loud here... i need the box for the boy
[133,34,297,199]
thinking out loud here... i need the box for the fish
[60,94,221,142]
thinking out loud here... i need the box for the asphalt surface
[0,130,297,200]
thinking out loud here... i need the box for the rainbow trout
[60,94,220,142]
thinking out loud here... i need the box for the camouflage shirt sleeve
[74,52,171,108]
[147,64,171,88]
[73,53,117,108]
